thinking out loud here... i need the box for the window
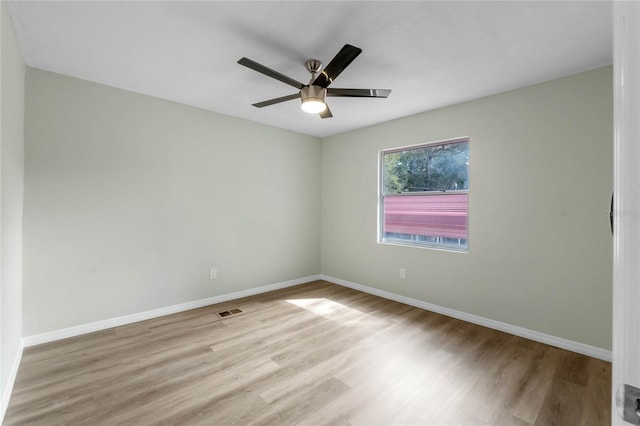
[379,137,469,251]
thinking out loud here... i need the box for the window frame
[378,136,470,252]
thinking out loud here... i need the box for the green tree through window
[383,141,468,194]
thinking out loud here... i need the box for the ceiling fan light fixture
[238,44,390,119]
[301,99,326,114]
[300,85,327,114]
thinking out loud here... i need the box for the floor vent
[217,308,242,318]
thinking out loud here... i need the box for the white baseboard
[320,274,612,362]
[23,275,321,347]
[1,338,24,424]
[22,273,611,362]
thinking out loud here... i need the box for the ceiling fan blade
[319,104,333,119]
[327,88,391,98]
[238,57,304,90]
[252,93,300,108]
[313,44,362,88]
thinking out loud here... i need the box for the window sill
[378,239,469,253]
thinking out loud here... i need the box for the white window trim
[378,136,470,252]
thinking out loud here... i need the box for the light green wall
[23,68,321,336]
[1,0,25,400]
[321,67,613,350]
[23,65,613,351]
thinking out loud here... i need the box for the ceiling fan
[238,44,391,119]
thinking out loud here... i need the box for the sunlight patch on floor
[286,298,365,321]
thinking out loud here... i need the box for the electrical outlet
[210,268,217,279]
[399,268,406,279]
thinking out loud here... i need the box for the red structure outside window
[383,193,467,240]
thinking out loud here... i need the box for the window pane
[383,194,468,248]
[383,141,468,194]
[380,138,469,251]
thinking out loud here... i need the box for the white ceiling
[8,1,613,138]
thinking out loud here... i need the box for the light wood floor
[5,281,610,425]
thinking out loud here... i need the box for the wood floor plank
[509,344,564,424]
[557,352,592,387]
[535,378,587,426]
[252,377,351,426]
[464,339,534,423]
[580,357,612,426]
[4,280,611,425]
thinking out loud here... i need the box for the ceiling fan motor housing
[301,85,327,104]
